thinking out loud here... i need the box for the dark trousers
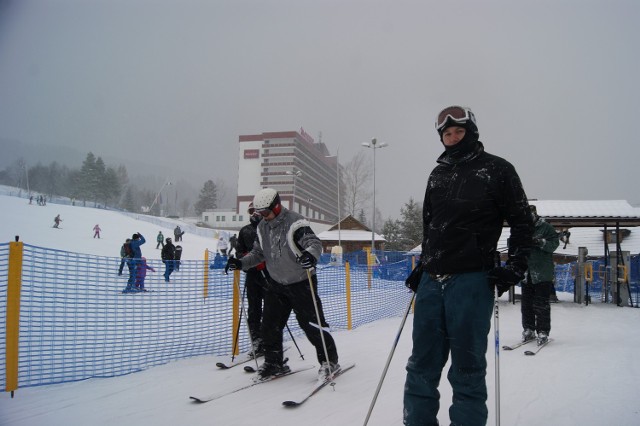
[126,260,137,289]
[261,274,338,366]
[118,257,126,275]
[404,272,494,426]
[245,269,266,343]
[163,260,175,281]
[521,278,552,334]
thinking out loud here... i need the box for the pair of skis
[502,338,552,355]
[190,362,355,406]
[215,346,291,370]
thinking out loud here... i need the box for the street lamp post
[326,150,342,247]
[361,138,388,254]
[285,170,302,213]
[336,149,341,248]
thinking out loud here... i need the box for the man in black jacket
[403,106,534,426]
[235,203,267,356]
[161,237,176,282]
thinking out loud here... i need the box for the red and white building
[202,128,340,232]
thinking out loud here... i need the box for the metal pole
[372,140,376,253]
[337,148,341,247]
[363,293,415,426]
[494,287,501,426]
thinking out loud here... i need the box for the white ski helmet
[253,188,281,215]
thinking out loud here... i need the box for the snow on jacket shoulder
[422,143,533,275]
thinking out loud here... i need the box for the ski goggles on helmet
[435,106,476,132]
[255,208,273,217]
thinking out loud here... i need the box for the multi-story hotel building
[202,128,340,231]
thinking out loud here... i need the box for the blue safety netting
[2,243,638,390]
[0,244,413,389]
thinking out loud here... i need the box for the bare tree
[343,151,372,218]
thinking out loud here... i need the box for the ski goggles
[255,208,272,217]
[435,106,476,131]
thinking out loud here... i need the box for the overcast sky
[1,0,639,219]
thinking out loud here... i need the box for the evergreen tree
[78,152,97,203]
[101,167,121,207]
[381,218,404,251]
[400,197,423,250]
[194,180,218,215]
[122,186,136,212]
[93,157,107,205]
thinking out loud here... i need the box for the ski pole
[285,323,305,360]
[230,281,246,362]
[493,251,501,426]
[363,293,415,426]
[234,272,260,371]
[305,269,334,380]
[494,286,501,426]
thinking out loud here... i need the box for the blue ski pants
[404,271,494,426]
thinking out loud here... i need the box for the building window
[221,216,226,222]
[232,216,236,222]
[204,215,209,222]
[239,215,243,221]
[216,216,220,221]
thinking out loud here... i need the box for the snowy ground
[1,193,640,425]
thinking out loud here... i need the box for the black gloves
[297,251,317,269]
[488,265,524,297]
[224,256,242,275]
[405,264,424,292]
[533,237,545,248]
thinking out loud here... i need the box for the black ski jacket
[421,142,533,275]
[161,242,175,261]
[237,223,258,258]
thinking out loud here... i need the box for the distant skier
[93,224,101,238]
[229,233,238,256]
[161,237,176,282]
[174,245,183,271]
[156,231,164,249]
[53,214,62,228]
[521,205,559,345]
[174,225,184,242]
[118,238,132,276]
[217,235,229,256]
[122,233,146,292]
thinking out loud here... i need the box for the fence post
[232,270,241,355]
[345,262,352,330]
[203,249,209,298]
[6,240,24,395]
